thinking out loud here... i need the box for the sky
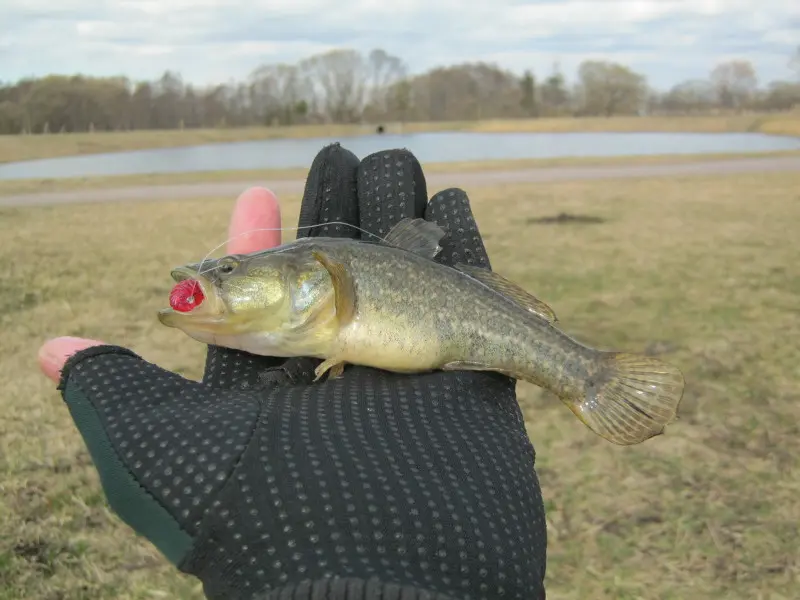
[2,0,798,90]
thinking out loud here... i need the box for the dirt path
[2,155,799,208]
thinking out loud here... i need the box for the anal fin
[442,361,523,380]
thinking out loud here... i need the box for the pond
[1,131,799,180]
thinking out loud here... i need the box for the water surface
[1,131,798,180]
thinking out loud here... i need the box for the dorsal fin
[382,218,445,259]
[455,263,558,323]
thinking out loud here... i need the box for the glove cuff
[56,344,195,566]
[254,577,459,600]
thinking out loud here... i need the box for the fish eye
[217,259,238,274]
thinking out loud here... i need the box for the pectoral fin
[311,250,356,326]
[314,358,348,381]
[383,218,446,259]
[455,263,558,323]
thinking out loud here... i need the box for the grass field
[1,171,799,599]
[1,112,799,164]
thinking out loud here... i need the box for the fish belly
[334,315,445,373]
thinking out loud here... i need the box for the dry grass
[1,171,799,599]
[3,150,800,198]
[2,112,799,164]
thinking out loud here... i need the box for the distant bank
[1,113,799,165]
[3,154,800,208]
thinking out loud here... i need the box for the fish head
[157,247,336,343]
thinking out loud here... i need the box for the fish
[158,218,685,446]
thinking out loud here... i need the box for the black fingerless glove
[57,144,548,600]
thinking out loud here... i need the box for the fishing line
[194,221,390,279]
[170,221,392,313]
[166,216,444,317]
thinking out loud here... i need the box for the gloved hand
[38,144,548,600]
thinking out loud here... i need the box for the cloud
[1,0,798,89]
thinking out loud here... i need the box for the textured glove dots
[56,145,548,600]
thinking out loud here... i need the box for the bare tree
[539,63,570,116]
[710,60,758,111]
[249,63,310,125]
[0,99,25,134]
[387,79,412,126]
[300,49,369,123]
[759,81,800,111]
[2,47,800,136]
[519,70,539,117]
[405,62,524,121]
[363,49,407,121]
[151,71,184,129]
[660,79,718,114]
[575,60,648,116]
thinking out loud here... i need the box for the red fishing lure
[169,279,205,312]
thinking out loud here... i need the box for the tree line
[1,46,799,135]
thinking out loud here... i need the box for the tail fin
[569,352,685,446]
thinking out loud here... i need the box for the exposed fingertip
[38,337,106,383]
[228,187,282,254]
[426,188,491,269]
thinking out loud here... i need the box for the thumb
[38,336,107,383]
[52,343,260,567]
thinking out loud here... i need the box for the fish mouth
[170,265,202,283]
[158,265,221,327]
